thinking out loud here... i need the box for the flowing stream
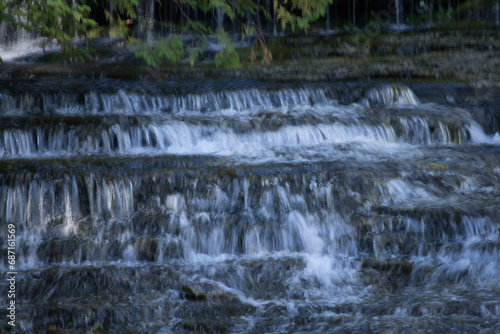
[1,77,499,333]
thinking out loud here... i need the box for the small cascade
[0,82,420,116]
[364,84,419,106]
[0,165,363,267]
[1,84,348,115]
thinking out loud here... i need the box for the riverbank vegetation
[1,0,499,67]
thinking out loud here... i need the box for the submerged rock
[362,258,413,275]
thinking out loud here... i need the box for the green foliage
[107,0,138,21]
[0,0,27,30]
[209,0,236,21]
[102,0,138,38]
[440,20,494,30]
[2,0,499,67]
[274,0,333,32]
[26,0,98,56]
[214,29,239,69]
[456,0,497,14]
[188,36,207,67]
[0,0,29,62]
[233,0,261,17]
[0,0,334,66]
[183,20,213,35]
[129,36,184,68]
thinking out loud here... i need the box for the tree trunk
[217,7,223,30]
[170,0,174,33]
[326,4,330,31]
[438,0,442,24]
[335,0,338,27]
[353,0,356,27]
[395,0,400,25]
[348,0,351,26]
[147,0,154,41]
[475,0,479,21]
[247,9,251,29]
[273,1,277,35]
[109,0,114,31]
[365,0,368,27]
[496,1,500,25]
[429,0,434,25]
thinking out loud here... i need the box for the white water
[0,37,60,62]
[0,22,60,62]
[1,80,499,332]
[1,84,419,115]
[1,85,497,162]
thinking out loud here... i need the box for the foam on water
[467,122,500,144]
[0,36,59,62]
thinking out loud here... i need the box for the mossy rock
[440,21,494,32]
[426,162,448,171]
[179,319,228,333]
[362,258,413,275]
[181,283,227,301]
[218,168,239,179]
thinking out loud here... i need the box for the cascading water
[395,0,401,26]
[496,1,500,26]
[0,21,59,62]
[1,77,499,333]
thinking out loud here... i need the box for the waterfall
[395,0,400,26]
[496,1,500,25]
[1,77,499,332]
[0,5,55,62]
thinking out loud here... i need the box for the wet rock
[362,258,413,275]
[179,319,228,333]
[182,282,227,301]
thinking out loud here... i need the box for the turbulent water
[1,77,499,333]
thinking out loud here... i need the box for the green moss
[426,162,448,171]
[362,258,413,275]
[218,168,238,179]
[180,320,227,333]
[440,20,494,31]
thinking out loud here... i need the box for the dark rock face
[182,283,227,300]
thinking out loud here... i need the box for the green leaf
[128,36,185,68]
